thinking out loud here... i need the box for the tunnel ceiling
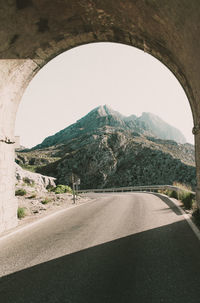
[0,0,199,60]
[0,0,200,119]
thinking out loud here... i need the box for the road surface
[0,192,200,302]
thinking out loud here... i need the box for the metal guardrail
[78,185,195,195]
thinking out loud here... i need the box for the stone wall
[0,142,17,233]
[0,59,40,233]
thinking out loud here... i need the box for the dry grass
[173,182,192,192]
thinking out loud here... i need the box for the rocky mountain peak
[79,104,124,121]
[32,105,187,150]
[96,104,111,116]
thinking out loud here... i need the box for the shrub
[168,190,178,199]
[162,189,172,197]
[173,182,192,192]
[20,164,37,173]
[179,191,195,210]
[15,188,27,196]
[28,193,36,199]
[41,198,52,204]
[65,185,73,194]
[47,185,55,192]
[23,177,35,187]
[17,207,26,219]
[53,185,72,194]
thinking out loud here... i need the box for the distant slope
[32,105,186,150]
[136,112,186,143]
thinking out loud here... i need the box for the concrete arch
[0,0,200,232]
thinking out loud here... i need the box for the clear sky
[15,42,194,148]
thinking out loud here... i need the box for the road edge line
[172,199,200,241]
[157,193,200,241]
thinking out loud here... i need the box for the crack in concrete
[0,137,15,144]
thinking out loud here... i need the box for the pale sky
[15,42,194,148]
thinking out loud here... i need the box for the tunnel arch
[13,33,198,127]
[0,0,200,232]
[15,41,195,150]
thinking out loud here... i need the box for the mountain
[16,105,195,189]
[136,112,186,143]
[32,105,186,150]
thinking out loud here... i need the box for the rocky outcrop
[35,131,196,190]
[15,163,56,191]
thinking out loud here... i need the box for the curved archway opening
[0,2,199,236]
[16,42,194,147]
[14,42,195,198]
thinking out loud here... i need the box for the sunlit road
[1,192,200,303]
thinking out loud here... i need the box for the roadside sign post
[71,173,76,204]
[72,182,76,204]
[76,178,80,194]
[71,174,80,204]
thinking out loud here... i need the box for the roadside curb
[156,193,200,241]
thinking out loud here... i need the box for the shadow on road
[1,221,200,303]
[152,193,182,216]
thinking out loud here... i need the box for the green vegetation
[16,151,61,174]
[160,184,199,224]
[20,164,38,173]
[171,183,195,210]
[167,190,178,199]
[160,183,195,210]
[23,177,31,184]
[52,184,72,194]
[23,177,35,187]
[15,188,27,196]
[17,207,26,219]
[179,191,195,210]
[173,182,192,192]
[41,198,52,204]
[47,185,56,192]
[28,193,37,199]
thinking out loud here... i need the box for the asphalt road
[1,192,200,303]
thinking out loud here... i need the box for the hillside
[16,105,195,189]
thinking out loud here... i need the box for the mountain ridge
[32,105,186,150]
[16,105,195,190]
